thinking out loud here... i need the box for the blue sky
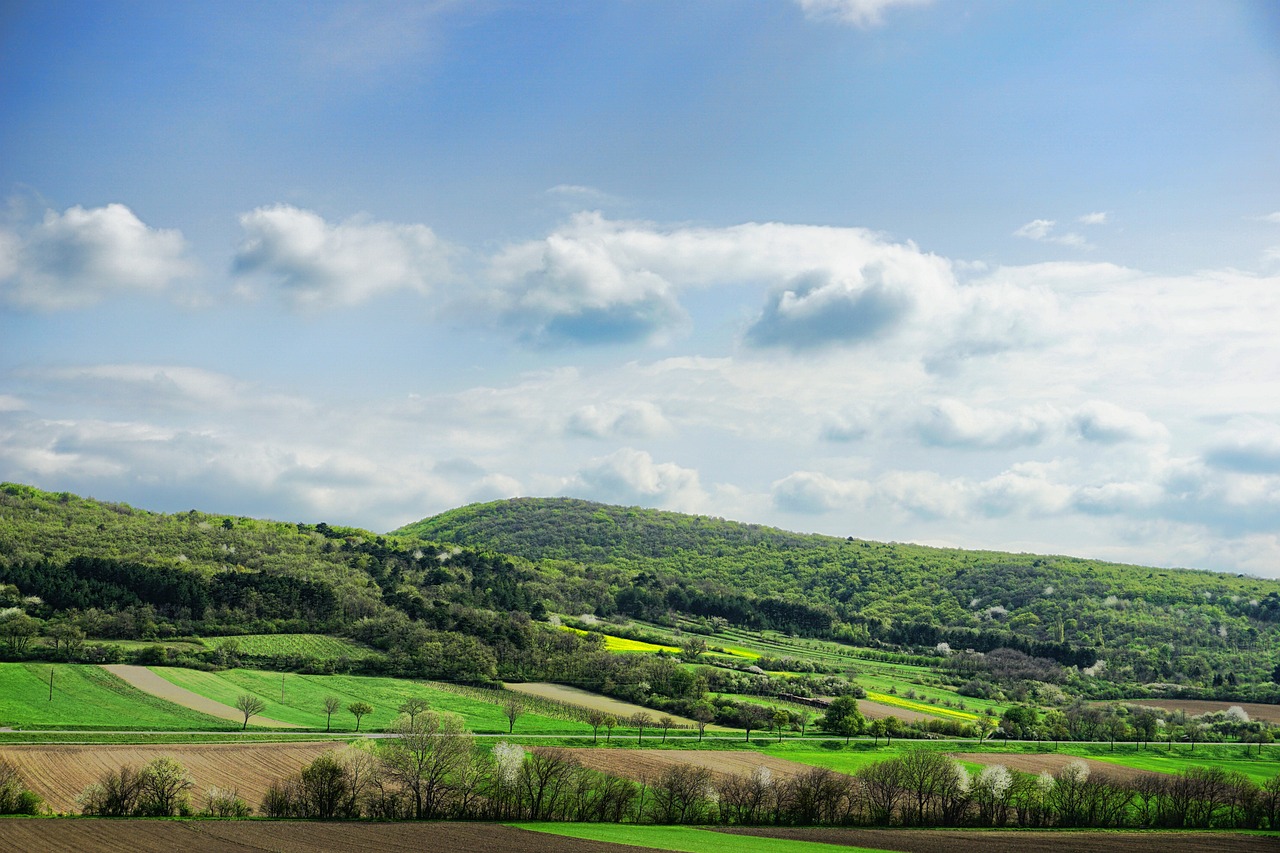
[3,0,1280,577]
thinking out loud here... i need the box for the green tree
[348,701,373,731]
[819,695,865,744]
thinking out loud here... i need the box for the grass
[862,689,980,722]
[149,667,593,734]
[199,633,376,659]
[0,663,230,731]
[513,823,892,853]
[560,626,682,654]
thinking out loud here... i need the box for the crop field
[505,681,701,728]
[558,747,819,784]
[723,827,1280,853]
[862,690,979,722]
[149,667,591,734]
[0,663,228,731]
[0,740,345,813]
[0,820,647,853]
[1100,699,1280,724]
[200,633,377,660]
[560,625,682,654]
[517,823,890,853]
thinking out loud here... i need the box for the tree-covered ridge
[401,498,1280,696]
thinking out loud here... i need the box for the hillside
[401,497,1280,698]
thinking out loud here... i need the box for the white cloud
[1204,426,1280,474]
[1078,212,1108,225]
[1071,401,1166,444]
[1258,212,1280,224]
[0,204,193,309]
[916,399,1056,449]
[1013,218,1090,249]
[566,401,671,439]
[772,471,871,513]
[234,205,454,309]
[570,448,706,512]
[795,0,932,28]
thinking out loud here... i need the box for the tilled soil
[0,820,670,853]
[950,751,1159,782]
[720,827,1278,853]
[559,747,818,783]
[0,741,342,813]
[1094,699,1280,724]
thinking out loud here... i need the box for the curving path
[102,665,302,728]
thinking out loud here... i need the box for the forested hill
[400,497,1280,693]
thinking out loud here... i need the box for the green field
[560,626,682,654]
[149,667,593,734]
[0,663,228,731]
[200,633,377,659]
[514,823,890,853]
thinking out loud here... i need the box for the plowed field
[721,827,1277,853]
[560,747,822,782]
[0,741,342,813]
[950,752,1156,781]
[0,820,667,853]
[856,700,935,723]
[1101,699,1280,723]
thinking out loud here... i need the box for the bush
[0,759,42,815]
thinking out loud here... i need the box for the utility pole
[281,671,286,703]
[48,667,54,701]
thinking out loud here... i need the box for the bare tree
[631,711,653,744]
[658,715,675,744]
[652,763,714,824]
[398,697,430,727]
[378,710,473,819]
[587,709,606,744]
[235,694,267,730]
[323,695,342,732]
[691,705,714,742]
[502,696,525,734]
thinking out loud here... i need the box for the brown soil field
[951,752,1157,782]
[1099,699,1280,723]
[102,664,301,728]
[857,700,935,723]
[505,682,702,727]
[0,820,667,853]
[560,747,821,783]
[722,827,1278,853]
[0,741,342,813]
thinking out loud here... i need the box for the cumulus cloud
[566,401,671,439]
[234,205,453,309]
[571,447,706,511]
[772,471,870,513]
[1013,218,1089,249]
[0,204,193,309]
[916,400,1056,449]
[1204,427,1280,474]
[1078,212,1108,225]
[795,0,932,28]
[1071,401,1166,444]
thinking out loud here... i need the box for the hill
[400,497,1280,699]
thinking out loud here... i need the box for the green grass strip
[512,823,893,853]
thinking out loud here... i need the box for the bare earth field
[951,752,1156,782]
[505,682,701,727]
[561,747,818,783]
[0,820,667,853]
[1103,699,1280,723]
[856,700,935,724]
[722,827,1278,853]
[102,664,301,728]
[0,741,341,813]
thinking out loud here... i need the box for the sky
[2,0,1280,577]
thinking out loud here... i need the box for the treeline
[66,737,1280,830]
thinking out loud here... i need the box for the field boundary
[102,665,301,728]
